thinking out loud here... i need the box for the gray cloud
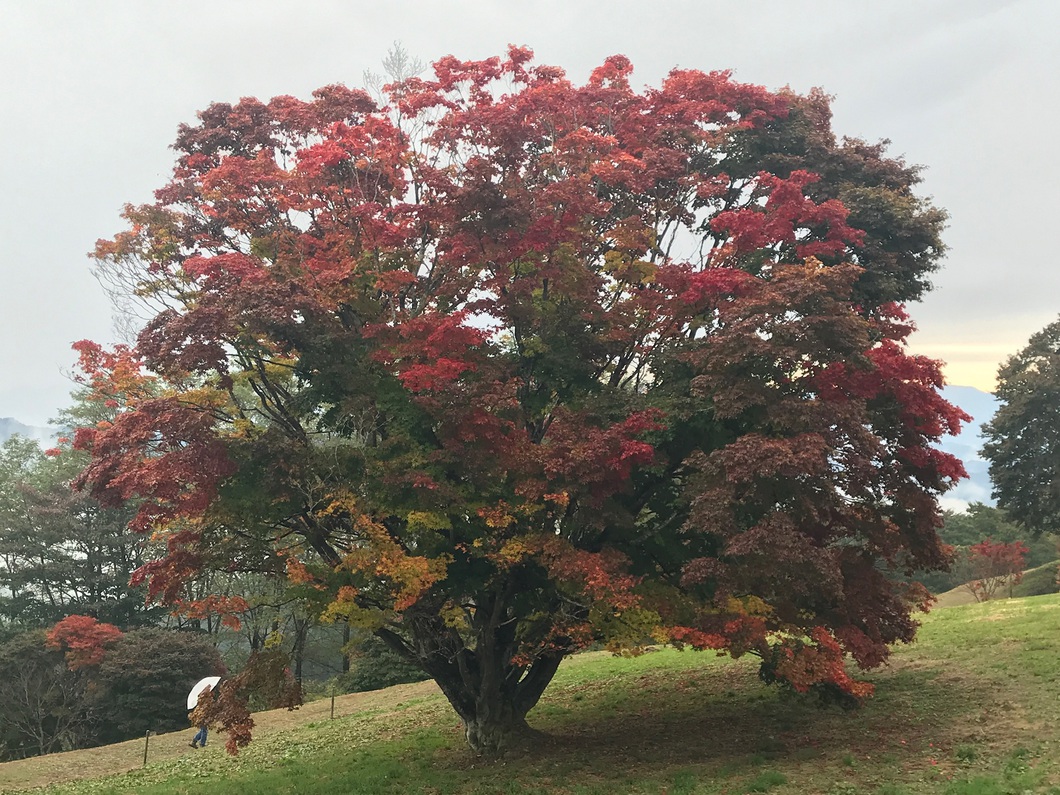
[1,0,1055,421]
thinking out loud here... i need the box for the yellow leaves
[343,607,388,630]
[720,594,774,618]
[340,515,451,612]
[320,586,385,629]
[230,418,257,438]
[586,604,664,655]
[439,601,468,629]
[321,491,358,517]
[167,386,229,409]
[602,251,657,285]
[649,625,671,645]
[473,497,553,532]
[260,358,298,381]
[249,234,279,262]
[405,511,452,534]
[477,504,516,529]
[498,538,532,563]
[741,595,774,618]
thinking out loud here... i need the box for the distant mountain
[937,385,999,511]
[0,417,57,446]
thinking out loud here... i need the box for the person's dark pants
[192,726,207,747]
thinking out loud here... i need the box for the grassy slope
[933,560,1059,609]
[6,594,1060,795]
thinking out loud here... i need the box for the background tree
[76,50,962,755]
[983,316,1060,532]
[915,503,1057,594]
[0,435,152,630]
[335,632,430,694]
[962,538,1029,602]
[0,617,226,757]
[0,630,96,760]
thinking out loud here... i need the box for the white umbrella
[187,676,221,710]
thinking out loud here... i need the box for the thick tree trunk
[434,650,562,757]
[376,592,566,757]
[461,700,537,757]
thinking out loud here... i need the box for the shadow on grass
[435,657,989,787]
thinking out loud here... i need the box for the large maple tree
[76,49,966,754]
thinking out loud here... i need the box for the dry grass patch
[0,680,440,793]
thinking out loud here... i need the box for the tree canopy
[0,432,151,631]
[983,316,1060,533]
[74,49,963,755]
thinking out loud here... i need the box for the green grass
[11,594,1060,794]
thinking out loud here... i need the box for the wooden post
[143,730,151,767]
[330,694,335,720]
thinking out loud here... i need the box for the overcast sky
[1,0,1056,425]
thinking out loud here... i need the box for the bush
[916,505,1059,594]
[341,634,429,693]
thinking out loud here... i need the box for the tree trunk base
[463,716,546,758]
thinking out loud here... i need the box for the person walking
[190,721,208,748]
[187,676,220,749]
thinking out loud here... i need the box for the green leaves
[983,316,1060,533]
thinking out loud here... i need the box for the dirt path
[0,680,440,793]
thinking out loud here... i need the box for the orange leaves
[543,491,569,509]
[338,515,450,612]
[285,556,323,589]
[173,595,250,631]
[537,537,642,612]
[669,626,729,650]
[46,615,124,671]
[71,340,156,410]
[767,628,875,703]
[588,54,634,88]
[478,503,516,529]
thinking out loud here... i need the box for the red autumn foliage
[965,538,1029,602]
[189,650,302,755]
[76,48,960,754]
[46,615,124,671]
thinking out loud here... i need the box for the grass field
[5,593,1060,794]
